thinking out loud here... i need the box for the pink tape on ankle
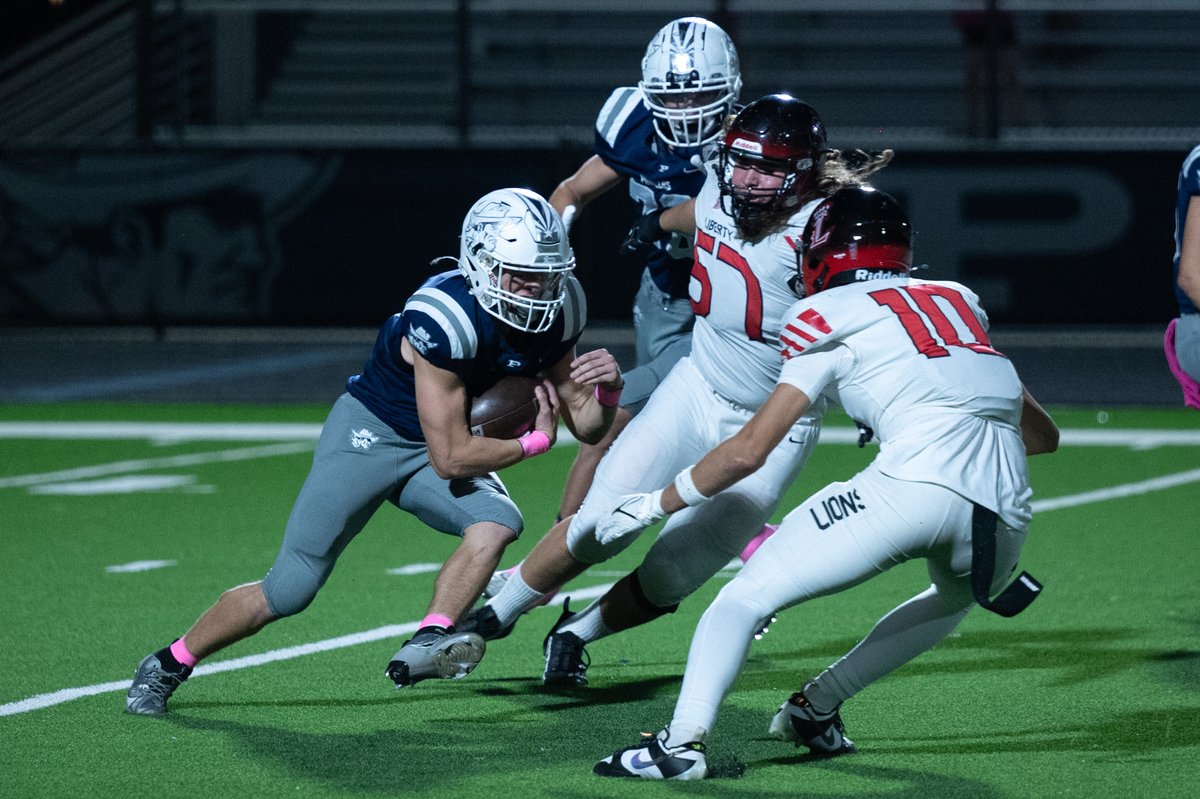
[170,637,198,668]
[1165,319,1200,409]
[519,430,551,459]
[421,613,455,631]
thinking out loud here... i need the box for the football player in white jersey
[463,96,892,689]
[592,187,1059,781]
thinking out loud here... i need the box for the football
[469,375,540,439]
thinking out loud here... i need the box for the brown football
[469,375,540,439]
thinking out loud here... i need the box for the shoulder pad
[596,87,646,149]
[558,275,587,342]
[403,285,479,360]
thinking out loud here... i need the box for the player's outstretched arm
[549,155,623,231]
[596,384,811,545]
[545,346,623,445]
[1019,385,1059,456]
[413,349,558,478]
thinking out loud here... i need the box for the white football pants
[567,356,821,607]
[669,466,1029,736]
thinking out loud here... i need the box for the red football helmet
[717,94,828,230]
[799,186,912,298]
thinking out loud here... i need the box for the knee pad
[261,564,323,618]
[565,512,639,565]
[628,568,679,616]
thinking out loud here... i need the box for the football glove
[596,489,666,545]
[619,208,665,257]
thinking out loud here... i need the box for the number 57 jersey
[778,276,1032,528]
[688,170,819,409]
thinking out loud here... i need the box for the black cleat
[457,604,515,641]
[542,599,589,687]
[768,691,856,756]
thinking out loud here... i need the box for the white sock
[555,600,613,643]
[488,567,548,627]
[661,723,707,747]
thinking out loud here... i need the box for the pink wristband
[519,430,552,459]
[594,384,622,408]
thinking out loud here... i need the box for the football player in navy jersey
[545,16,742,521]
[1166,144,1200,408]
[125,188,624,715]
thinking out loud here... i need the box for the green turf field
[1,403,1198,797]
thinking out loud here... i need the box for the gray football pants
[261,393,522,617]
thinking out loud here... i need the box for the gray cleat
[385,630,486,687]
[126,653,191,716]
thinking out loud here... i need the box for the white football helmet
[639,17,742,149]
[459,188,575,333]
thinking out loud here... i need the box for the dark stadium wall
[0,147,1180,327]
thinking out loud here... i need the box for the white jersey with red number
[688,170,821,408]
[777,276,1032,528]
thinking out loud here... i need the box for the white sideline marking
[1030,467,1200,512]
[3,440,1199,716]
[106,560,178,574]
[1,421,1200,449]
[30,475,201,496]
[0,583,612,717]
[0,442,314,490]
[0,422,324,443]
[386,563,442,576]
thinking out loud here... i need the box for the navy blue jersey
[347,270,587,440]
[595,87,709,298]
[1174,145,1200,315]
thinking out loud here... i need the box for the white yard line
[1030,467,1200,512]
[2,426,1199,717]
[0,584,612,717]
[0,442,314,490]
[1,421,1200,448]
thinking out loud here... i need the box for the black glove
[620,208,665,256]
[855,421,875,448]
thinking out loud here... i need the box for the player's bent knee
[261,572,323,618]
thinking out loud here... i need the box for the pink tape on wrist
[420,613,455,631]
[170,637,198,668]
[594,384,622,407]
[519,430,552,458]
[1165,319,1200,409]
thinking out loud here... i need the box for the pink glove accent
[519,430,552,459]
[1165,319,1200,409]
[594,384,623,407]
